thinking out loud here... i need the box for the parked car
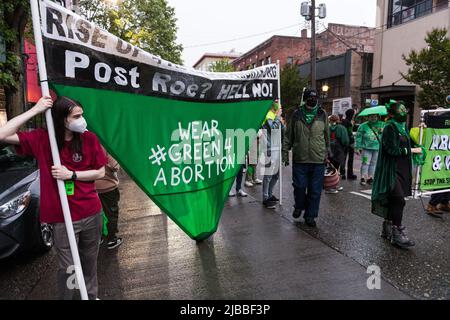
[0,144,53,260]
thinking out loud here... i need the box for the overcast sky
[166,0,377,67]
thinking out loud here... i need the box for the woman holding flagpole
[0,96,107,299]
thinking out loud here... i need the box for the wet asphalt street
[0,155,448,300]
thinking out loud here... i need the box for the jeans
[263,171,279,201]
[292,163,325,220]
[53,213,102,300]
[361,149,378,179]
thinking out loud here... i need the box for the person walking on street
[371,101,422,248]
[0,96,107,299]
[326,114,349,193]
[95,149,123,249]
[262,99,284,209]
[282,88,330,227]
[355,114,384,186]
[341,108,357,180]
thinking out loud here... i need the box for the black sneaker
[304,218,317,228]
[348,174,357,180]
[268,195,279,202]
[263,199,277,209]
[107,237,123,250]
[292,208,302,218]
[367,178,374,185]
[341,175,347,180]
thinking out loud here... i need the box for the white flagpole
[30,0,88,300]
[276,60,283,206]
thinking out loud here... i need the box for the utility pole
[301,1,326,90]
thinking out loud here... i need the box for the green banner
[420,127,450,191]
[39,0,278,240]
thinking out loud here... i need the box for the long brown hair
[51,96,83,154]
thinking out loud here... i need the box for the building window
[259,59,265,66]
[388,0,433,28]
[317,76,345,99]
[287,56,294,65]
[265,56,271,64]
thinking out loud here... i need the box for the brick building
[232,23,375,71]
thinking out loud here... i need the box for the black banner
[43,38,278,103]
[424,112,450,129]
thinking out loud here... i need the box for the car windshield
[0,144,36,172]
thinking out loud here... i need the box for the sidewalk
[27,174,409,299]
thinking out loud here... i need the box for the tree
[0,0,30,119]
[208,59,235,72]
[78,0,183,64]
[280,63,308,119]
[402,28,450,109]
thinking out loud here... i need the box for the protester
[229,165,248,197]
[95,149,123,249]
[355,114,384,186]
[371,101,421,248]
[282,88,330,227]
[0,96,107,299]
[261,100,284,209]
[341,108,357,180]
[326,114,349,193]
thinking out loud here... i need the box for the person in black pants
[371,101,422,248]
[341,108,357,180]
[229,165,248,197]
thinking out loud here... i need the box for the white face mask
[67,117,87,133]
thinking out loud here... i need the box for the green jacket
[355,121,384,151]
[282,107,330,164]
[371,122,412,218]
[330,123,350,148]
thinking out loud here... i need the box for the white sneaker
[229,191,236,197]
[237,189,248,197]
[244,181,254,187]
[253,178,263,185]
[337,186,344,191]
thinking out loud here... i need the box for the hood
[0,170,39,203]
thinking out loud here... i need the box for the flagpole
[276,60,283,206]
[30,0,88,300]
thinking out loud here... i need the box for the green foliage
[78,0,183,64]
[280,63,308,117]
[402,28,450,109]
[0,0,30,90]
[208,59,235,72]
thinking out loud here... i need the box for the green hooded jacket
[355,121,385,151]
[371,122,412,218]
[330,123,350,148]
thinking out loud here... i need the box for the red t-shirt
[15,129,107,223]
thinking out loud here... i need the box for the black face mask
[305,97,317,108]
[393,104,408,122]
